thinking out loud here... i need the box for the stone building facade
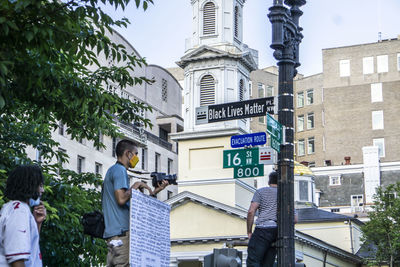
[27,29,183,201]
[295,37,400,167]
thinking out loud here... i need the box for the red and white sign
[259,147,274,165]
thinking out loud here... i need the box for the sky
[104,0,400,76]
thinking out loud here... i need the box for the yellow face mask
[129,154,139,168]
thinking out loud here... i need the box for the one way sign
[259,147,275,165]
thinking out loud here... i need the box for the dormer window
[203,2,216,35]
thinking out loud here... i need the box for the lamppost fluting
[268,0,305,266]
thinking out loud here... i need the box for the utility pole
[268,0,305,266]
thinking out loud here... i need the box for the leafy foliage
[361,182,400,267]
[0,0,155,265]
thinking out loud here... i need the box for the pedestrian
[102,139,169,267]
[246,171,297,267]
[0,165,47,267]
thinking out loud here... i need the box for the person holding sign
[246,171,298,267]
[102,139,169,267]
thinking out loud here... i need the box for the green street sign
[267,113,283,144]
[271,136,281,153]
[223,147,258,168]
[234,164,264,178]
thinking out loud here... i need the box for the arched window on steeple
[203,2,216,35]
[239,79,244,101]
[200,75,215,106]
[234,6,239,38]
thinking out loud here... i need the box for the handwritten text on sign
[130,190,171,267]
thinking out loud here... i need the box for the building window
[112,137,117,157]
[331,208,340,213]
[306,89,314,105]
[96,132,103,151]
[372,110,384,130]
[307,113,314,129]
[162,78,168,102]
[57,148,66,175]
[258,83,264,97]
[141,148,147,170]
[371,83,383,102]
[168,158,173,174]
[155,153,160,172]
[377,55,388,73]
[297,92,304,108]
[95,162,102,176]
[266,85,273,97]
[234,6,239,38]
[239,79,244,101]
[298,139,305,156]
[259,116,265,124]
[373,138,385,158]
[363,56,374,74]
[351,195,364,212]
[299,180,309,201]
[307,137,315,154]
[329,175,341,186]
[77,155,85,174]
[339,59,350,77]
[78,137,86,145]
[203,2,216,35]
[200,75,215,106]
[58,121,65,136]
[160,127,169,142]
[297,115,304,132]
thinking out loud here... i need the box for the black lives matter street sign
[195,97,276,125]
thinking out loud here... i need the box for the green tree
[361,182,400,267]
[0,0,155,265]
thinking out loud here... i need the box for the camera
[151,172,178,188]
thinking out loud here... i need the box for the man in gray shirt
[246,171,297,267]
[102,139,169,267]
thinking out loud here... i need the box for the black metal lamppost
[268,0,305,266]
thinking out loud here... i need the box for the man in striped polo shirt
[246,171,297,267]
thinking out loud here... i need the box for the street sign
[231,132,267,148]
[258,147,274,165]
[196,97,275,125]
[266,113,282,143]
[223,148,258,168]
[234,164,264,178]
[267,113,283,153]
[271,137,281,153]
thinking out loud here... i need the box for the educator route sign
[195,97,275,125]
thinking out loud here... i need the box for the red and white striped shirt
[0,201,42,266]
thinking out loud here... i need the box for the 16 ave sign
[196,97,275,125]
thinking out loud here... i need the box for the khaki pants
[106,232,130,267]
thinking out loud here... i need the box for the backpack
[82,210,105,239]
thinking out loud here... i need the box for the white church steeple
[178,0,258,133]
[171,0,259,208]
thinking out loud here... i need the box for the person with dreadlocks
[0,165,47,267]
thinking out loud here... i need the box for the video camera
[151,172,178,188]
